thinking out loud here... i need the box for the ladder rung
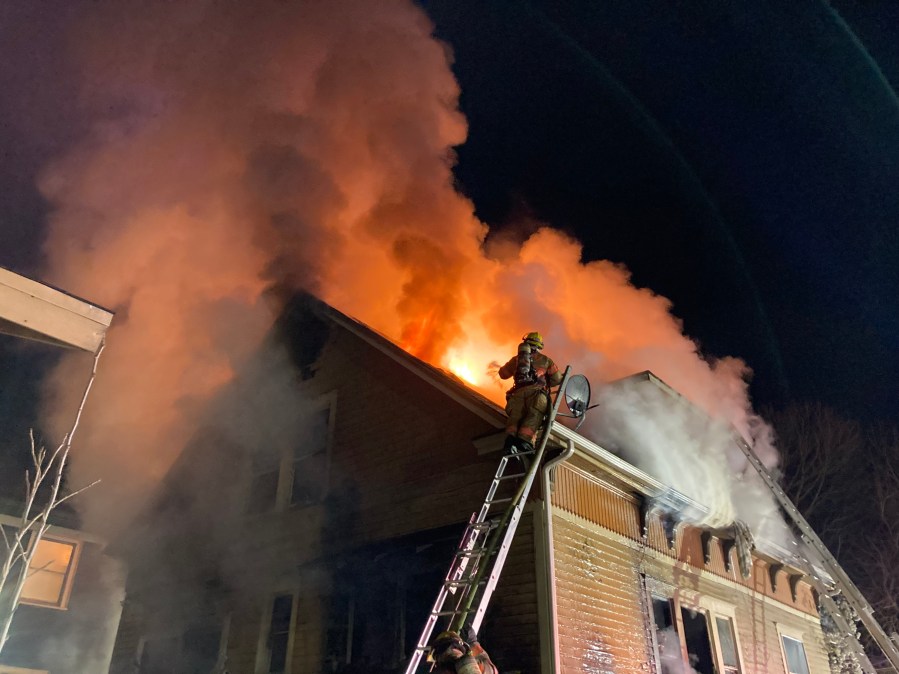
[445,579,484,588]
[497,472,527,480]
[486,497,513,505]
[432,610,464,617]
[455,549,487,558]
[468,520,498,530]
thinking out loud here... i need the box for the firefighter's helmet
[523,331,544,350]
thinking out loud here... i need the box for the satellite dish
[564,374,591,418]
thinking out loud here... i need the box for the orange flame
[35,0,771,535]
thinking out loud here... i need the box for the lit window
[781,635,811,674]
[19,537,79,609]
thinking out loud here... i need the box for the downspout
[541,437,575,674]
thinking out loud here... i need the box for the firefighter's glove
[461,622,478,646]
[487,361,500,378]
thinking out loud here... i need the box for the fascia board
[0,267,113,352]
[323,309,507,427]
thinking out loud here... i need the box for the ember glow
[36,0,776,534]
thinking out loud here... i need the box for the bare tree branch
[0,343,105,655]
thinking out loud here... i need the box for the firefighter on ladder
[428,625,497,674]
[497,331,563,456]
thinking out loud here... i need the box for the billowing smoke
[38,0,777,537]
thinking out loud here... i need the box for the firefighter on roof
[428,626,497,674]
[497,331,562,455]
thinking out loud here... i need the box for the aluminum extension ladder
[402,368,572,674]
[735,436,899,673]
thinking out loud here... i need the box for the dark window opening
[138,624,220,674]
[680,607,715,674]
[268,593,294,674]
[651,597,679,674]
[247,448,281,514]
[139,637,179,674]
[291,407,330,506]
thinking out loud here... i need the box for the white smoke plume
[36,0,779,537]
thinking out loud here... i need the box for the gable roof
[305,296,706,515]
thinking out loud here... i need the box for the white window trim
[694,597,745,674]
[255,589,300,674]
[777,623,812,674]
[17,534,82,611]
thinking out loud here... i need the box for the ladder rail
[403,367,571,674]
[453,367,572,634]
[735,435,899,672]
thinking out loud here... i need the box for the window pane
[179,625,221,674]
[781,636,810,674]
[269,594,294,673]
[294,408,330,460]
[715,617,739,668]
[29,539,74,574]
[290,453,326,505]
[247,470,280,514]
[20,539,75,606]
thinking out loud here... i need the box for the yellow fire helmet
[523,331,544,350]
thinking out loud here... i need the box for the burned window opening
[680,606,715,674]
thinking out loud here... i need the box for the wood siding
[550,463,831,674]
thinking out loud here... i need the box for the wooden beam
[0,267,113,352]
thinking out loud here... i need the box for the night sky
[1,0,897,453]
[424,0,899,424]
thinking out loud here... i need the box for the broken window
[649,596,680,674]
[780,635,810,674]
[680,607,715,674]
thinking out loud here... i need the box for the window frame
[17,534,82,610]
[645,587,746,674]
[135,617,228,674]
[255,590,300,674]
[777,624,812,674]
[288,393,336,508]
[696,597,745,674]
[245,392,336,515]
